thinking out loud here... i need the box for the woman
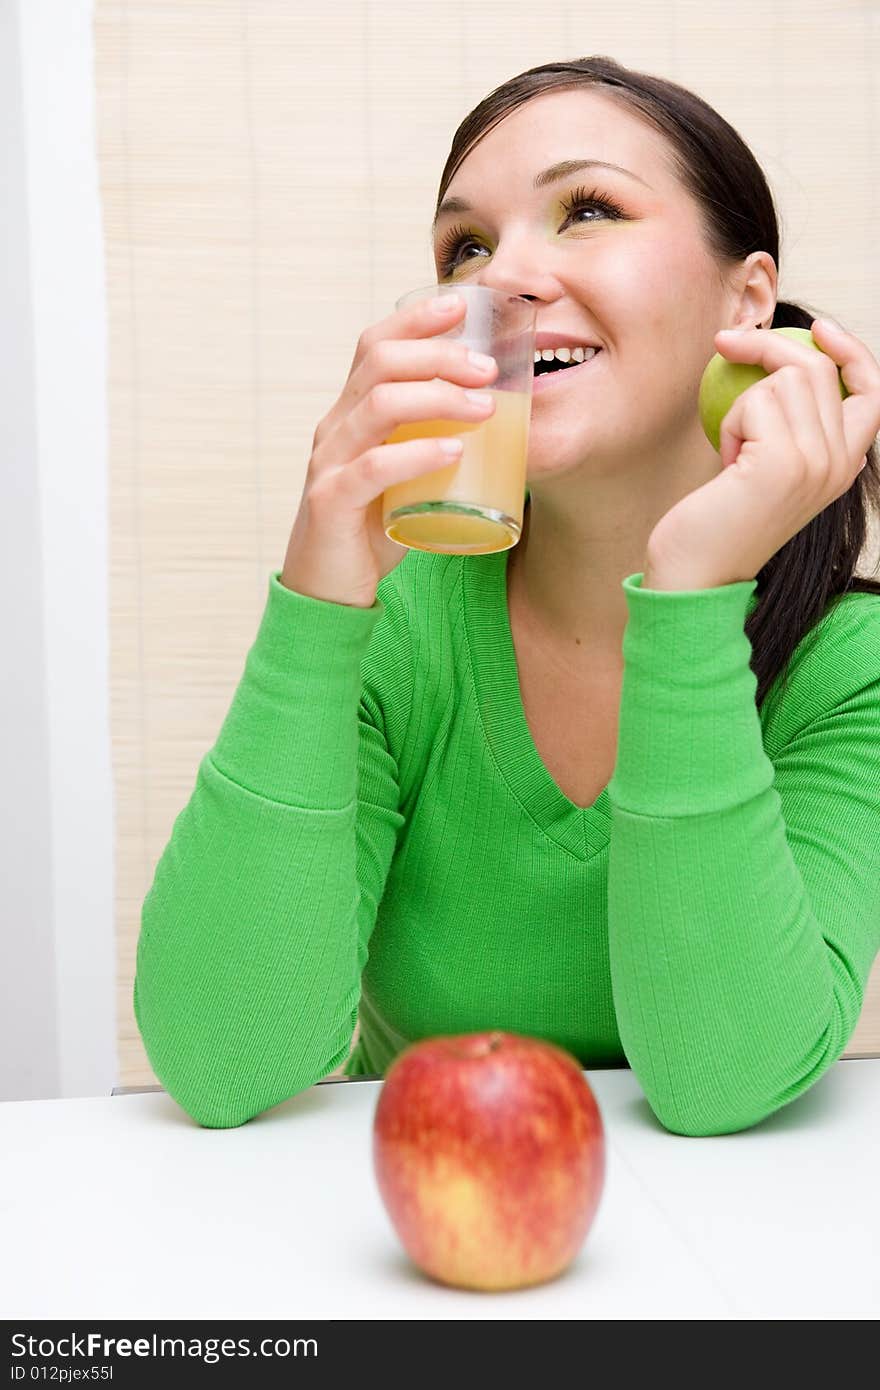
[134,57,880,1135]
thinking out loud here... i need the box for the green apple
[698,326,850,454]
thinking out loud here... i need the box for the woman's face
[431,88,772,481]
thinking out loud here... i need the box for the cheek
[626,254,712,390]
[598,238,701,331]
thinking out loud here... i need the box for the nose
[472,263,556,305]
[472,273,546,305]
[464,229,563,303]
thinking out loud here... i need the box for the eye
[560,184,627,226]
[435,221,484,278]
[434,184,627,277]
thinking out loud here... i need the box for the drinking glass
[382,284,536,554]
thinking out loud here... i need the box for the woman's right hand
[280,293,499,608]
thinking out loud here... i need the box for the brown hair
[434,56,880,709]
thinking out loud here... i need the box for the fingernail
[467,350,496,371]
[439,437,465,456]
[815,317,842,332]
[465,390,495,410]
[430,294,462,314]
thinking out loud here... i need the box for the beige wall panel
[94,2,880,1087]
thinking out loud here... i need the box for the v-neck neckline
[459,494,763,858]
[461,536,612,861]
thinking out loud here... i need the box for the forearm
[605,568,878,1137]
[135,572,395,1128]
[606,791,843,1137]
[136,765,364,1128]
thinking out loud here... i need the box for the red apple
[372,1030,605,1292]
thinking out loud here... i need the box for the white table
[2,1061,877,1320]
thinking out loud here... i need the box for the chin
[526,449,618,484]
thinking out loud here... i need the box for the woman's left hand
[644,319,880,589]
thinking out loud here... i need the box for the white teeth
[533,345,598,365]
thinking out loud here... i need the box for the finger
[716,322,880,465]
[320,378,493,475]
[715,324,844,409]
[358,293,466,361]
[323,296,468,445]
[326,293,467,439]
[808,318,880,397]
[765,366,835,477]
[714,320,876,394]
[349,336,496,407]
[796,361,849,471]
[808,319,880,464]
[718,378,793,480]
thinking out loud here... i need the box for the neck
[508,428,722,657]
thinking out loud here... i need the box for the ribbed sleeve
[210,574,383,808]
[608,574,768,815]
[133,571,408,1128]
[607,574,880,1136]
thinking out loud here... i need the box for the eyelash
[435,184,627,276]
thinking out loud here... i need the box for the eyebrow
[432,158,653,231]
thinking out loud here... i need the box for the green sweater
[134,536,880,1136]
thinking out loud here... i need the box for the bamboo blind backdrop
[94,0,880,1088]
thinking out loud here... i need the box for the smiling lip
[532,348,603,394]
[533,331,602,352]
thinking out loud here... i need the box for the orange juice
[382,388,531,554]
